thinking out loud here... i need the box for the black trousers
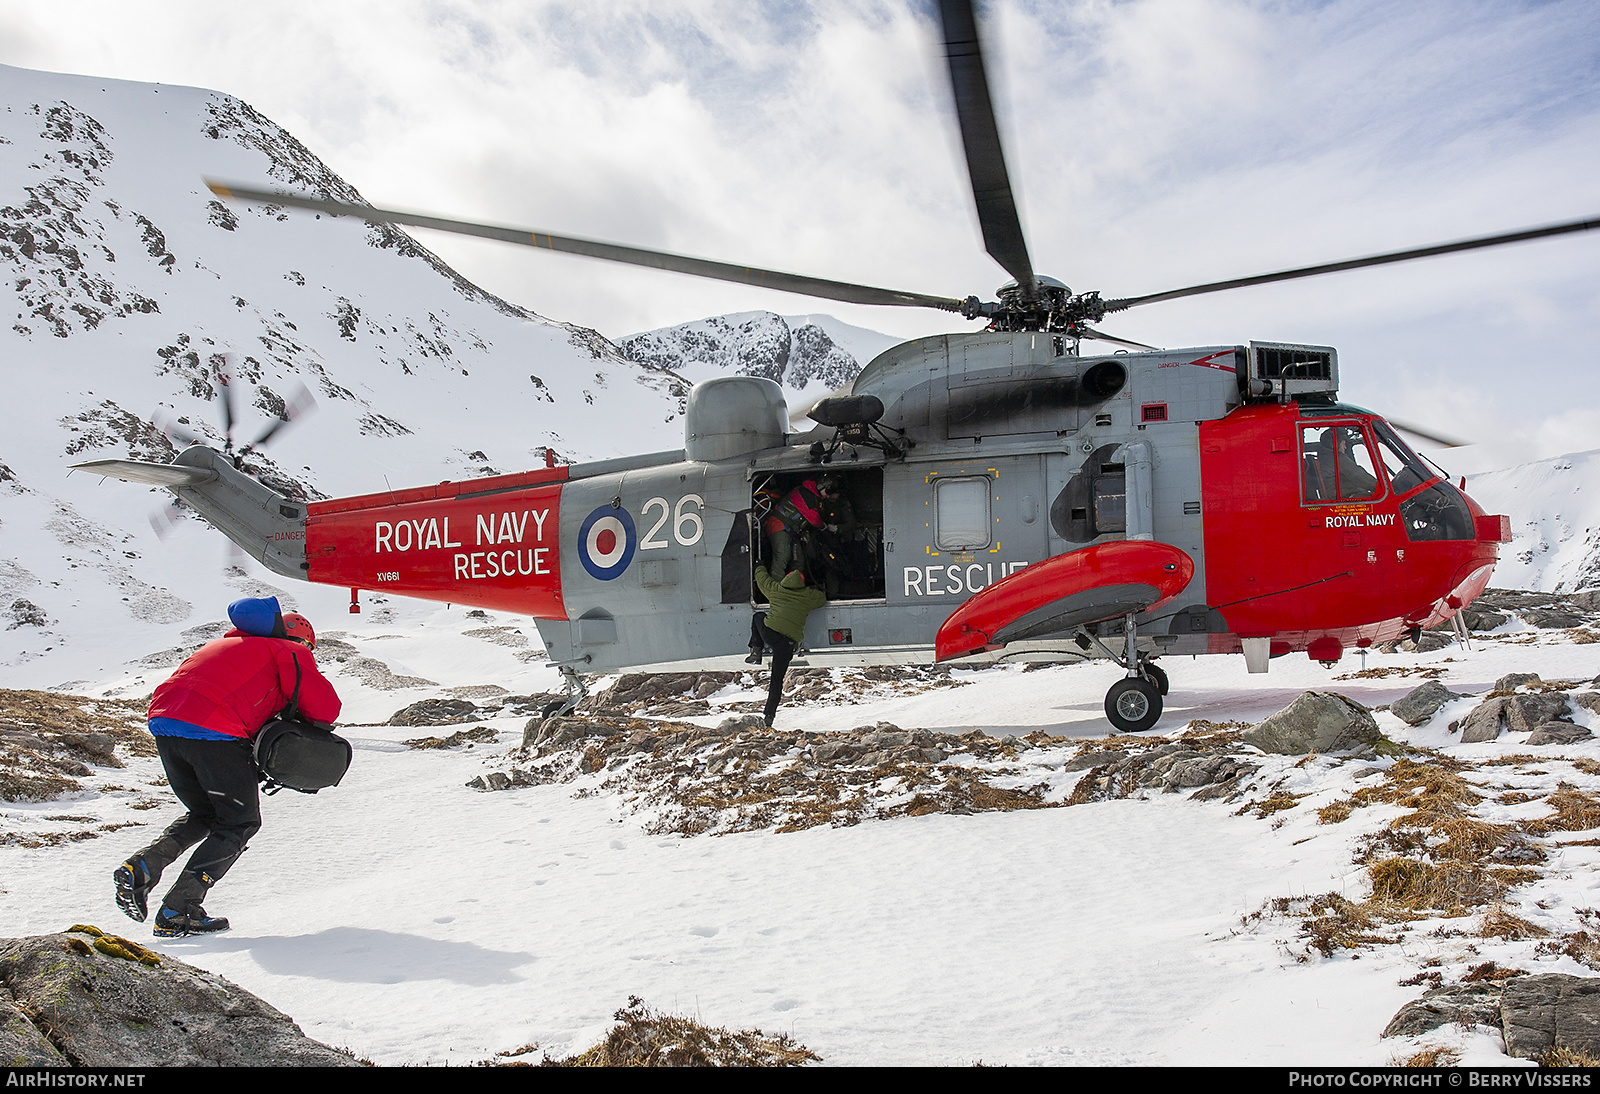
[133,735,262,910]
[750,613,798,727]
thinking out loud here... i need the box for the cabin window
[935,476,992,550]
[1300,423,1381,504]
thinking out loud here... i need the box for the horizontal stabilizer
[71,459,218,488]
[935,541,1195,662]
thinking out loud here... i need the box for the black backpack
[253,656,352,795]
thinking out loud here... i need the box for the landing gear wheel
[1143,661,1169,696]
[1105,677,1163,733]
[541,699,567,720]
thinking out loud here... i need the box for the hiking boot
[153,904,230,938]
[113,858,153,922]
[744,648,763,665]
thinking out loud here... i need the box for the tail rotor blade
[148,501,181,541]
[248,382,316,449]
[937,0,1035,295]
[213,354,237,450]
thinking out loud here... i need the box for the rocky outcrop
[1390,681,1462,727]
[1065,739,1258,804]
[386,697,480,726]
[1382,980,1504,1038]
[1384,974,1600,1062]
[1456,692,1575,744]
[1242,692,1381,755]
[0,928,361,1066]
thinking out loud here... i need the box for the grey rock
[1458,698,1507,743]
[1243,692,1382,755]
[1065,749,1127,772]
[716,713,767,734]
[484,771,511,791]
[1390,680,1461,727]
[1459,694,1573,743]
[528,716,626,751]
[1573,692,1600,716]
[1382,981,1504,1038]
[1524,608,1585,629]
[1527,722,1594,746]
[0,981,65,1064]
[1460,607,1509,631]
[0,931,361,1066]
[1500,974,1600,1061]
[810,741,856,764]
[1570,590,1600,612]
[1414,632,1454,653]
[386,698,478,727]
[1496,672,1541,692]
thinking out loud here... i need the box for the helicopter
[73,0,1598,733]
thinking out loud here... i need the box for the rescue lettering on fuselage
[903,561,1028,597]
[370,509,555,580]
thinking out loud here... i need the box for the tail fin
[73,446,308,579]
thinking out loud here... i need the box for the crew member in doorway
[746,565,827,727]
[762,477,827,578]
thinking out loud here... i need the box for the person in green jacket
[747,565,827,727]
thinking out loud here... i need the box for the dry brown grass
[1540,1045,1600,1067]
[1334,666,1444,680]
[1367,858,1534,914]
[1395,1046,1462,1067]
[0,689,152,752]
[1297,893,1409,956]
[1236,792,1304,819]
[1478,904,1551,940]
[1318,798,1356,825]
[537,997,819,1067]
[1527,783,1600,834]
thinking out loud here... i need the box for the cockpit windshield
[1369,420,1433,497]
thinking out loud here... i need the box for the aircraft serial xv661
[76,1,1598,732]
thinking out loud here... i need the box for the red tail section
[304,468,568,619]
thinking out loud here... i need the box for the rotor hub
[961,275,1110,334]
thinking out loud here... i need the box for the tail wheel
[1143,661,1169,696]
[1105,677,1163,733]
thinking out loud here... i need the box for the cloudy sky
[2,0,1597,471]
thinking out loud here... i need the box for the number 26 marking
[640,494,704,548]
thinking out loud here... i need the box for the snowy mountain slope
[0,61,701,679]
[618,310,898,407]
[1466,449,1600,594]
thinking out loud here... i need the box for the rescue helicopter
[75,0,1599,733]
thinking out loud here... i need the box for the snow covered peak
[617,310,898,405]
[1467,448,1600,594]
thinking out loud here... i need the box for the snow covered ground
[4,601,1599,1066]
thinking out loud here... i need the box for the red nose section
[935,541,1196,662]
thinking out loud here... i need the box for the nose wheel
[1105,676,1163,733]
[1080,611,1169,733]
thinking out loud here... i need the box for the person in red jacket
[113,597,341,937]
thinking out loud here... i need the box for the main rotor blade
[1388,418,1470,449]
[1105,215,1600,312]
[206,180,965,313]
[937,0,1035,296]
[1079,327,1159,351]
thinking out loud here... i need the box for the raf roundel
[578,504,636,581]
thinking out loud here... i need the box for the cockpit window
[1300,423,1382,503]
[1370,421,1432,497]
